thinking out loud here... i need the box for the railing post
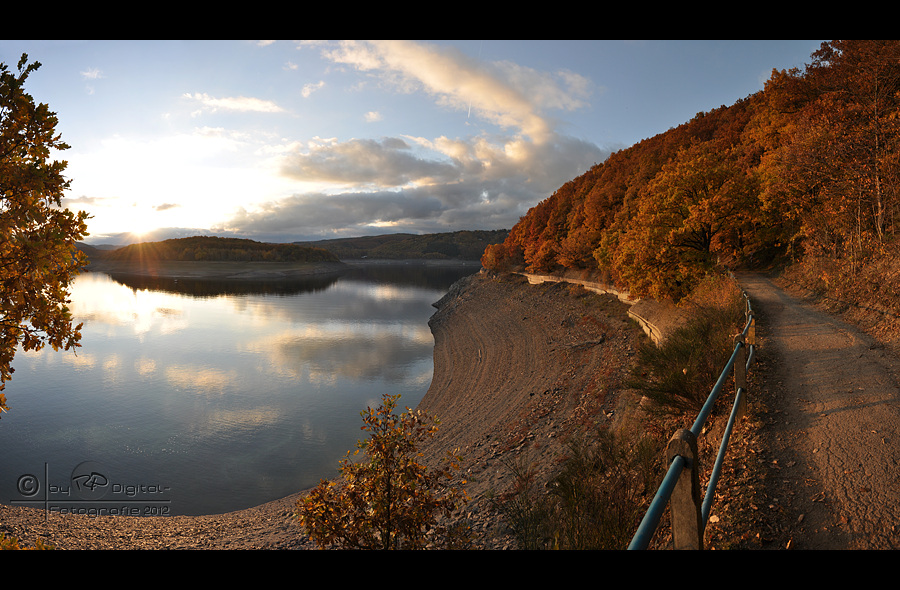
[734,334,747,420]
[666,428,703,549]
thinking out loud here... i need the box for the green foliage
[0,54,89,414]
[98,230,509,265]
[496,428,662,550]
[295,393,468,549]
[629,275,747,413]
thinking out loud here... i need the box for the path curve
[736,272,900,549]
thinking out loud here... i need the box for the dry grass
[628,274,747,414]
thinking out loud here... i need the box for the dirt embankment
[416,270,654,547]
[518,271,693,344]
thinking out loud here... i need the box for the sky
[0,40,824,245]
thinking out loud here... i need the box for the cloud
[301,80,325,98]
[364,111,382,123]
[154,203,180,211]
[80,67,104,95]
[279,137,460,187]
[216,40,609,240]
[60,194,110,214]
[217,134,606,239]
[62,195,109,207]
[217,183,522,240]
[322,40,592,143]
[277,131,606,190]
[81,68,103,80]
[184,92,284,114]
[217,188,452,239]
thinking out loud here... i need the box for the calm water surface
[0,262,478,516]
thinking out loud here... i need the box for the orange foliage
[483,41,900,301]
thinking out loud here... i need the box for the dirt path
[736,272,900,549]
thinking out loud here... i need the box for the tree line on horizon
[82,230,510,264]
[96,236,341,264]
[295,229,509,261]
[483,40,900,307]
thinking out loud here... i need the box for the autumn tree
[810,41,900,239]
[483,42,900,302]
[612,142,758,300]
[296,393,468,549]
[737,68,813,263]
[769,41,900,264]
[0,54,89,415]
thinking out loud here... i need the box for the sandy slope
[416,271,651,546]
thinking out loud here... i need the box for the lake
[0,262,479,516]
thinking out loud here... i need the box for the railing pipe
[629,276,757,550]
[690,341,742,438]
[700,385,745,523]
[741,316,753,338]
[627,455,686,550]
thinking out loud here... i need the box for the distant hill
[295,229,509,261]
[88,236,340,264]
[75,242,109,260]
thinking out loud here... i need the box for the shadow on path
[736,272,900,549]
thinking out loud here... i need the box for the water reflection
[103,271,342,298]
[0,262,479,515]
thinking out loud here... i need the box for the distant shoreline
[83,259,349,281]
[83,258,483,281]
[341,258,482,267]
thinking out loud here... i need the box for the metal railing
[628,291,756,550]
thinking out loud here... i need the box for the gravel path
[736,272,900,549]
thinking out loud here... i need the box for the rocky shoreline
[1,269,657,549]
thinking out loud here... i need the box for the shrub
[295,394,468,549]
[493,455,554,550]
[0,534,53,550]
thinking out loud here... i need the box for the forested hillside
[98,236,340,264]
[296,229,508,261]
[483,40,900,309]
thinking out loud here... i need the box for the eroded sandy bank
[413,271,654,544]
